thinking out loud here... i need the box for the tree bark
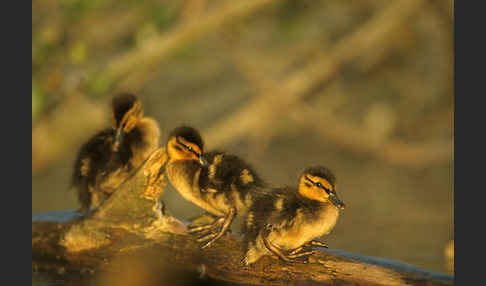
[32,148,453,286]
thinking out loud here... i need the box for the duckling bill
[242,166,345,265]
[71,93,160,214]
[165,126,266,249]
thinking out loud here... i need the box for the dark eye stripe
[176,138,200,157]
[305,176,315,185]
[305,176,331,194]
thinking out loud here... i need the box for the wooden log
[32,148,453,286]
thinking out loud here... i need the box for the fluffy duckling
[72,93,160,214]
[165,126,266,248]
[242,166,345,265]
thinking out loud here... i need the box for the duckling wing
[244,190,283,233]
[71,129,117,211]
[72,129,115,188]
[199,151,265,194]
[263,187,301,230]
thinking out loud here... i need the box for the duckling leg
[188,212,218,226]
[287,250,316,260]
[309,240,328,248]
[261,226,314,264]
[288,240,328,256]
[198,207,236,249]
[288,246,307,256]
[261,227,293,263]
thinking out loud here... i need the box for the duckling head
[166,126,206,165]
[111,93,143,152]
[298,166,345,209]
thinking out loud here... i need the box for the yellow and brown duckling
[165,126,267,248]
[242,166,345,265]
[72,93,160,214]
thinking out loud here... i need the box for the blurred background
[32,0,454,280]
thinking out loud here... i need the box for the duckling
[71,93,160,214]
[242,166,345,265]
[164,126,266,249]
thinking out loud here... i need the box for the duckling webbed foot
[309,240,328,248]
[195,207,236,249]
[262,226,315,264]
[288,240,328,256]
[187,217,224,234]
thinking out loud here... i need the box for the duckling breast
[166,161,226,216]
[270,205,340,250]
[130,117,160,166]
[317,204,340,235]
[166,160,200,200]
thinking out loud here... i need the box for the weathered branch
[32,148,453,285]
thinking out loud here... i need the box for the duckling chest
[271,206,340,250]
[166,162,227,216]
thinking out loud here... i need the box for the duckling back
[198,151,266,214]
[166,150,266,216]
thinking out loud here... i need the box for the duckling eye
[185,145,199,155]
[315,182,331,195]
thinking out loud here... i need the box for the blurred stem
[290,103,451,167]
[104,0,279,91]
[203,0,425,148]
[180,0,206,25]
[214,0,451,167]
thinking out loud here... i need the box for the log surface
[32,148,453,286]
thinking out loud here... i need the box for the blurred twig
[180,0,207,25]
[290,103,451,167]
[444,240,454,274]
[450,0,454,20]
[204,0,425,147]
[32,95,108,174]
[220,0,452,166]
[220,27,331,155]
[105,0,279,91]
[73,9,143,48]
[207,0,452,167]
